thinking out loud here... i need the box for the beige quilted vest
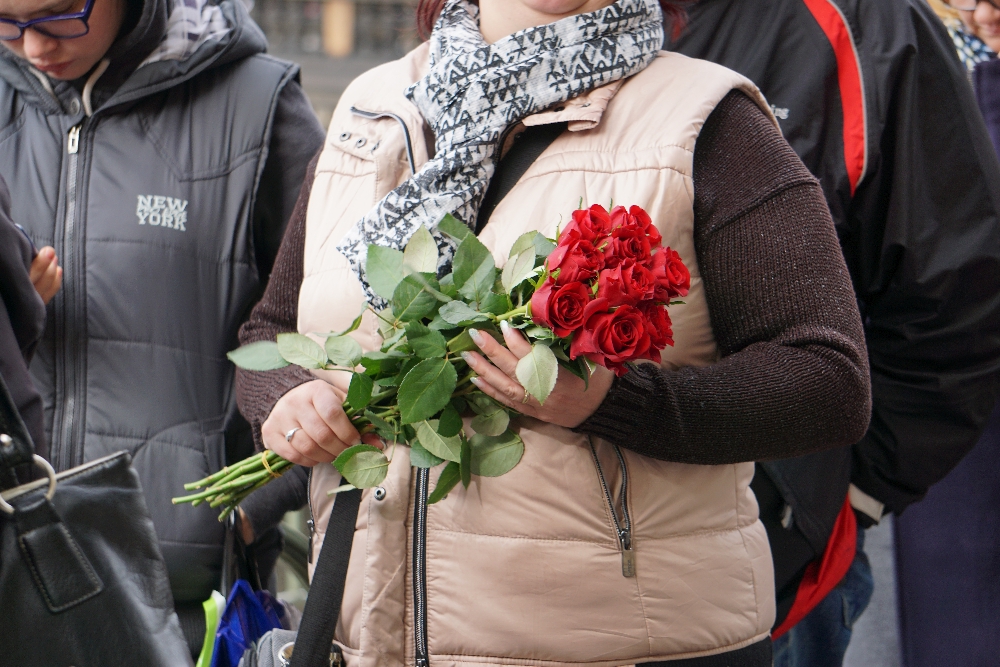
[298,45,777,666]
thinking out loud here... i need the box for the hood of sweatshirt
[0,0,267,115]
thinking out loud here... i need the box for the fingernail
[470,376,483,388]
[468,329,482,344]
[500,321,511,333]
[460,351,473,363]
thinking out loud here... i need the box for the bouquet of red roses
[174,203,688,517]
[531,204,689,375]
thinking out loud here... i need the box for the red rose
[650,247,691,300]
[570,303,652,376]
[563,204,613,244]
[530,279,593,338]
[596,261,655,306]
[628,205,662,249]
[548,233,605,284]
[639,301,674,362]
[604,224,652,268]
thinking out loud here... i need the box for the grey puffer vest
[0,0,296,602]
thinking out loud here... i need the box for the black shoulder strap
[476,122,567,234]
[289,487,362,667]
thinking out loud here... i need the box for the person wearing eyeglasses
[0,0,325,656]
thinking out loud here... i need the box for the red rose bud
[621,261,657,302]
[564,204,613,243]
[570,302,652,376]
[651,247,691,300]
[531,280,593,338]
[596,266,631,307]
[640,301,674,352]
[629,205,662,248]
[604,224,652,269]
[549,234,605,285]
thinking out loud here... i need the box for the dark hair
[416,1,688,40]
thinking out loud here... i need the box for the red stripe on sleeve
[802,0,867,194]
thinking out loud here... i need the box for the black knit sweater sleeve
[577,91,871,464]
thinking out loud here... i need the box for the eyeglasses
[946,0,1000,10]
[0,0,94,41]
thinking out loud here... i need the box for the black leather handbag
[0,374,192,666]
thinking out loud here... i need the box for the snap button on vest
[68,99,81,115]
[354,137,367,148]
[339,131,351,141]
[373,487,386,501]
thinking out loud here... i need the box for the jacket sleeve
[252,77,327,278]
[848,0,1000,513]
[578,92,872,464]
[237,153,321,452]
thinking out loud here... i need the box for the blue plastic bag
[210,580,285,667]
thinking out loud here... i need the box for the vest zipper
[590,440,635,577]
[412,466,430,667]
[53,123,86,470]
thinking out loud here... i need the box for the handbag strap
[0,369,35,488]
[289,487,362,667]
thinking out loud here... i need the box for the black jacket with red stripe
[670,0,1000,570]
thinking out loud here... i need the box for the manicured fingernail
[470,376,483,388]
[468,329,482,344]
[460,351,473,363]
[500,320,511,334]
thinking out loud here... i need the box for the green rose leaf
[470,430,524,477]
[438,301,490,326]
[376,307,400,340]
[428,461,461,504]
[406,272,453,303]
[227,341,290,371]
[470,407,509,437]
[437,402,463,437]
[365,410,398,442]
[481,291,512,316]
[347,372,374,411]
[452,234,495,290]
[277,333,328,369]
[325,335,363,367]
[403,226,439,275]
[329,306,367,337]
[365,245,405,300]
[501,248,536,294]
[392,274,439,322]
[409,439,445,469]
[415,420,462,462]
[406,322,448,359]
[509,230,555,260]
[437,212,471,242]
[334,444,389,488]
[457,261,497,307]
[445,329,479,354]
[515,342,558,405]
[398,358,458,424]
[360,350,404,376]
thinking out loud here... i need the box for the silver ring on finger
[285,427,302,443]
[521,387,531,404]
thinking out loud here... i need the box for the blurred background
[254,0,419,127]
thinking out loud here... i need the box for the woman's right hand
[262,379,365,466]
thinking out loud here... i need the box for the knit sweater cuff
[576,365,657,446]
[242,365,317,452]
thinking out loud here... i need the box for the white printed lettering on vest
[136,195,188,231]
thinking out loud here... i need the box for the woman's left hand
[463,322,615,429]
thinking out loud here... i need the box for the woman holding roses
[235,0,871,665]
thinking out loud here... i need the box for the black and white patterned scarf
[337,0,664,307]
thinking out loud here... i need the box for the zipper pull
[306,518,315,564]
[67,125,80,155]
[620,529,635,578]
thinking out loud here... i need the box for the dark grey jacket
[0,0,323,602]
[0,176,47,469]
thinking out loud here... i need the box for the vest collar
[522,79,626,132]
